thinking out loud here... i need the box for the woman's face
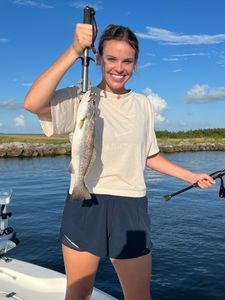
[97,39,136,94]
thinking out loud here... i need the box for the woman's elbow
[24,96,39,114]
[24,98,33,112]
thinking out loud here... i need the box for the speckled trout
[69,90,96,201]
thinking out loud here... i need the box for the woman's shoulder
[132,91,153,108]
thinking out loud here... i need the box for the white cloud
[147,53,156,57]
[163,58,179,62]
[139,62,153,69]
[216,52,225,67]
[136,27,225,45]
[183,84,225,103]
[173,52,209,57]
[0,122,3,127]
[143,88,168,124]
[172,69,182,73]
[0,38,9,43]
[10,0,54,9]
[14,115,25,127]
[22,82,32,87]
[70,1,103,10]
[0,100,22,109]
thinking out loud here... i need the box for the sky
[0,0,225,133]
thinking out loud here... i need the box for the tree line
[156,128,225,139]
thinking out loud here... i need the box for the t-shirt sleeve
[39,86,79,137]
[146,99,159,157]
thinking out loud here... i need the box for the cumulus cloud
[143,88,168,124]
[10,0,54,9]
[14,115,25,127]
[70,1,103,10]
[0,100,22,109]
[136,27,225,45]
[183,84,225,103]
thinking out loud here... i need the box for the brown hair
[98,24,139,61]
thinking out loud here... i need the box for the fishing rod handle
[210,169,225,179]
[83,6,93,24]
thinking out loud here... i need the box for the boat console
[0,189,19,259]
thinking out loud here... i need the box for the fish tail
[71,184,92,201]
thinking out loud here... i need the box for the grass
[157,137,225,144]
[1,134,225,145]
[0,134,69,144]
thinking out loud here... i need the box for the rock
[0,141,224,158]
[6,142,23,157]
[0,144,7,157]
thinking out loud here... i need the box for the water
[0,152,225,300]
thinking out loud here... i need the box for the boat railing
[0,189,19,261]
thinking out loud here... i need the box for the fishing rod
[79,6,98,94]
[163,169,225,201]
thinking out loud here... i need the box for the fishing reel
[219,177,225,198]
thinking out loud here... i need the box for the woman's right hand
[71,23,94,56]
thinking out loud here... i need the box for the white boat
[0,190,117,300]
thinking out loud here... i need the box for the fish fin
[71,184,91,201]
[78,117,86,129]
[68,161,75,174]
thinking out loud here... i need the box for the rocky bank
[0,141,225,158]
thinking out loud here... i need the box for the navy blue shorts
[60,193,152,259]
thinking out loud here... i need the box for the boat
[0,189,117,300]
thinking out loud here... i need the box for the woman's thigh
[110,253,152,300]
[62,244,100,300]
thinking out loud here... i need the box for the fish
[69,90,96,201]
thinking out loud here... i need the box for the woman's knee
[65,285,93,300]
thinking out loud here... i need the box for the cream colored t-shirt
[39,86,159,197]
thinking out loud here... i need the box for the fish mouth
[87,92,96,102]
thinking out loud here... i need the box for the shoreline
[0,141,225,158]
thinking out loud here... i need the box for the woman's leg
[62,244,100,300]
[110,252,152,300]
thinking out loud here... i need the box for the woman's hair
[98,24,139,60]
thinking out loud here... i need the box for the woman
[24,23,215,300]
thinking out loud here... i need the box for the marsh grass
[1,134,224,145]
[0,134,69,144]
[157,137,225,145]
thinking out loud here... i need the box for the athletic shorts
[60,193,152,259]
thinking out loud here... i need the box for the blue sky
[1,0,225,133]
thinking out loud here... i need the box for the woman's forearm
[146,153,195,183]
[146,153,215,188]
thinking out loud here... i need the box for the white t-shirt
[39,86,159,197]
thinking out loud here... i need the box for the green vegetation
[0,128,225,144]
[0,134,69,144]
[156,128,225,139]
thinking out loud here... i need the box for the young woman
[24,23,215,300]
